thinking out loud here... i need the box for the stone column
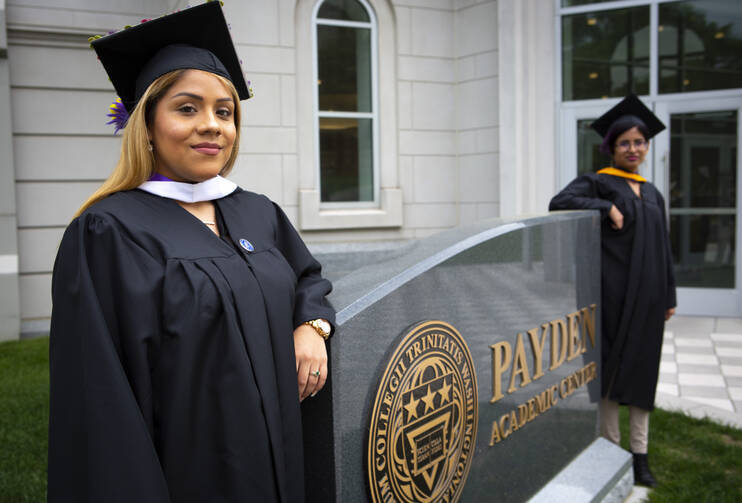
[0,0,21,341]
[498,0,558,217]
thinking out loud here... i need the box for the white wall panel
[412,155,457,203]
[11,88,117,135]
[280,75,296,126]
[399,155,414,203]
[18,227,64,274]
[397,81,412,129]
[236,46,295,75]
[239,126,296,154]
[243,73,282,127]
[7,3,167,34]
[8,0,160,14]
[16,181,99,227]
[396,6,411,55]
[393,0,453,10]
[14,136,120,180]
[457,127,498,155]
[412,82,455,129]
[456,55,476,82]
[403,203,457,228]
[454,0,480,9]
[281,154,299,206]
[278,0,296,47]
[459,202,477,224]
[410,8,453,58]
[9,44,111,90]
[459,153,497,202]
[19,273,52,320]
[454,1,497,57]
[473,51,498,79]
[229,154,283,203]
[399,56,455,83]
[223,0,280,46]
[398,131,456,155]
[456,77,498,130]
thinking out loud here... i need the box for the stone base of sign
[527,437,633,503]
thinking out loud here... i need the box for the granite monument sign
[302,212,632,502]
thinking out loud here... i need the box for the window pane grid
[562,6,650,100]
[313,0,378,205]
[561,0,742,101]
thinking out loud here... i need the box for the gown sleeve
[270,201,336,334]
[48,213,170,502]
[549,174,614,219]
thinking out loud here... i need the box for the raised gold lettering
[527,398,536,422]
[499,413,512,439]
[389,375,399,393]
[566,311,582,361]
[528,323,549,380]
[559,378,568,399]
[580,304,597,352]
[549,319,568,370]
[510,410,519,432]
[518,404,528,427]
[508,333,532,393]
[490,341,512,403]
[377,473,393,503]
[534,389,548,413]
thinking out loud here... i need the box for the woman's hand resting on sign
[609,205,624,230]
[293,324,328,401]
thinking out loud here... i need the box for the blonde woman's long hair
[74,69,242,217]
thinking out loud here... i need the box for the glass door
[655,98,742,316]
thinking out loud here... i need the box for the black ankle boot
[632,452,657,488]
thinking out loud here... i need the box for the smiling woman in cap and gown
[47,3,335,502]
[549,95,676,488]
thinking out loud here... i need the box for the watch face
[318,320,331,334]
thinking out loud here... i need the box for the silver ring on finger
[311,370,321,378]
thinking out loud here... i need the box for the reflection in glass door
[576,119,612,176]
[657,99,742,317]
[669,111,738,289]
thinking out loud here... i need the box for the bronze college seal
[367,321,478,503]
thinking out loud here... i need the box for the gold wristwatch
[304,318,331,340]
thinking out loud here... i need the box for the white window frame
[313,1,380,209]
[295,0,402,231]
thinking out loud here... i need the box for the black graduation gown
[48,188,335,502]
[549,173,676,411]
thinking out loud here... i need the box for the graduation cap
[92,1,250,115]
[591,95,665,140]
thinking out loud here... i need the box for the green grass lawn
[1,337,741,502]
[0,337,49,503]
[619,406,742,502]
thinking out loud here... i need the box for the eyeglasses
[615,139,647,151]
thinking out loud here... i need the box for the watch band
[304,319,331,340]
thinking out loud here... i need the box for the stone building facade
[1,0,555,339]
[2,0,740,338]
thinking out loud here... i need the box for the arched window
[313,0,378,205]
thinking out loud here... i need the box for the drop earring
[148,142,154,152]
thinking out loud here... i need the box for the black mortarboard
[92,1,250,113]
[590,95,666,139]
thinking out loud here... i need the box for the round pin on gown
[239,238,254,252]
